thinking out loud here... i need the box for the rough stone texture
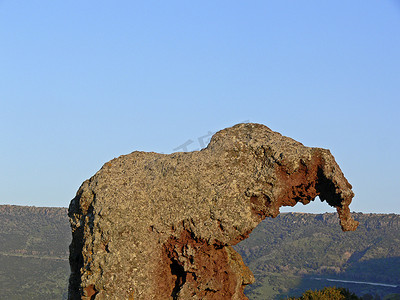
[68,123,358,300]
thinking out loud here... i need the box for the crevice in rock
[170,260,186,299]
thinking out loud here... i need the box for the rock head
[68,123,358,299]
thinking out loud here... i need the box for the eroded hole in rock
[316,167,343,207]
[170,259,186,298]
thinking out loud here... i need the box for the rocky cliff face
[68,123,358,299]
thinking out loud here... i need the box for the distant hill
[0,205,399,299]
[234,212,400,299]
[0,205,70,300]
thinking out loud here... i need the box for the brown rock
[68,123,358,299]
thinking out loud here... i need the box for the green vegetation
[287,287,360,299]
[1,205,399,299]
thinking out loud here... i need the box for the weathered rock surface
[68,123,358,299]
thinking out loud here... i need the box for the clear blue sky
[1,1,399,213]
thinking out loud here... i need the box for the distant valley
[0,205,399,299]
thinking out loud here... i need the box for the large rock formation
[68,123,358,299]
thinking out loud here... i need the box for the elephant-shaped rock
[68,123,358,299]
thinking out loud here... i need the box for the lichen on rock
[68,123,358,299]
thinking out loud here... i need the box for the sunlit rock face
[68,123,357,300]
